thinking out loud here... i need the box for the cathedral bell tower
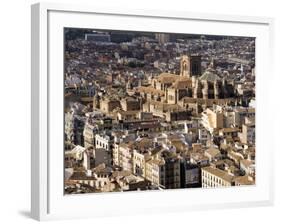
[180,55,190,77]
[180,55,202,78]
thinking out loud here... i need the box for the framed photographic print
[31,2,274,221]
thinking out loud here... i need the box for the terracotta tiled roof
[171,78,192,89]
[156,73,180,84]
[136,86,164,96]
[202,166,233,183]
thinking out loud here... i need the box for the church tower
[180,55,202,78]
[180,55,190,77]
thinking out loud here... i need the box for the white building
[95,133,113,151]
[201,166,234,188]
[201,108,224,134]
[65,145,86,161]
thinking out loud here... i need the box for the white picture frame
[31,2,275,221]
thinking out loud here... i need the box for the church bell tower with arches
[180,55,202,78]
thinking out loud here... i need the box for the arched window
[183,62,187,72]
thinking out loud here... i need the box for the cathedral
[94,55,236,117]
[138,55,235,105]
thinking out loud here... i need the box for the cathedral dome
[199,68,221,82]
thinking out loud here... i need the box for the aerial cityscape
[64,28,255,194]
